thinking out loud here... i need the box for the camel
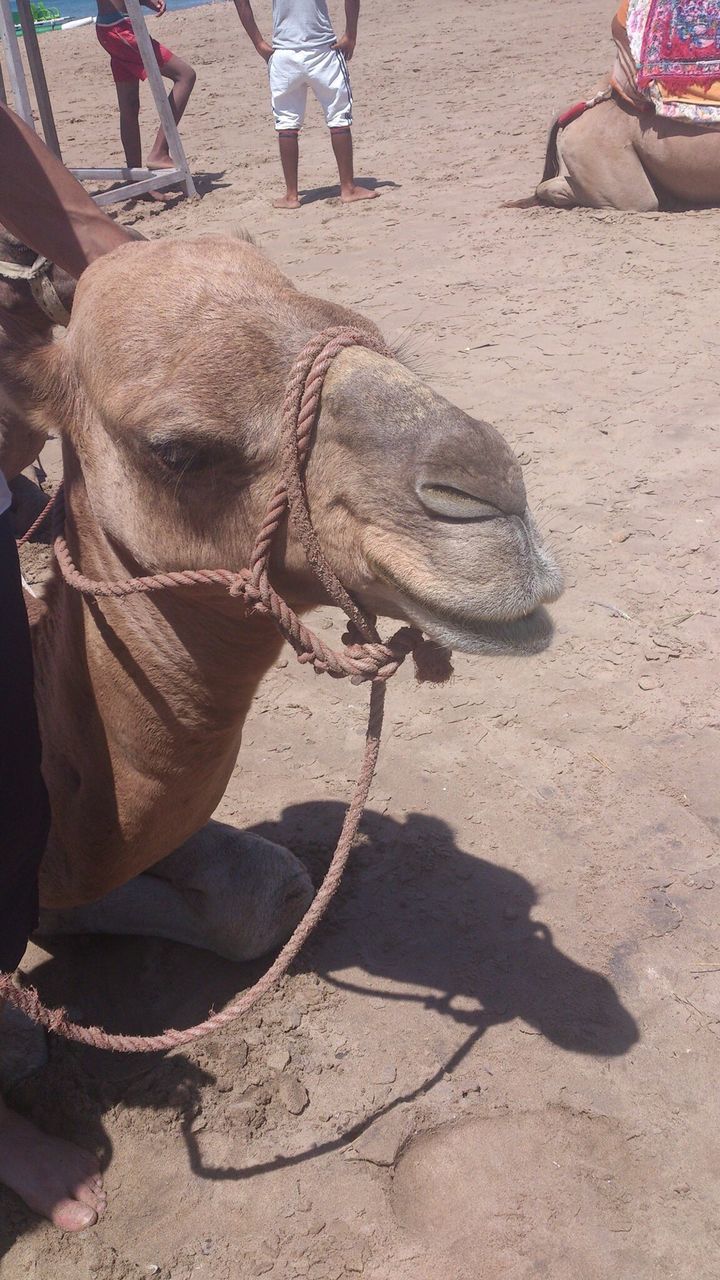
[0,234,73,500]
[536,85,720,211]
[10,234,562,964]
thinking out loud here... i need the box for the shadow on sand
[0,805,638,1249]
[297,176,400,205]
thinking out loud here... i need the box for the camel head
[31,235,562,656]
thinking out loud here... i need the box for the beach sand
[4,1,720,1276]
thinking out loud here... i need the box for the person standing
[234,0,378,208]
[95,0,196,189]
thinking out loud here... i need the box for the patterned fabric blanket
[621,0,720,123]
[636,0,720,90]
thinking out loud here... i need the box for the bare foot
[144,189,174,204]
[273,194,301,210]
[146,154,178,171]
[0,1104,106,1231]
[340,185,379,204]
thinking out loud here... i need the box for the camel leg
[536,174,579,208]
[556,104,660,212]
[37,822,314,963]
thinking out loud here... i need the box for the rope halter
[0,251,71,326]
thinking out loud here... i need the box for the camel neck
[33,465,287,907]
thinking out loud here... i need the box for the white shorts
[268,47,353,132]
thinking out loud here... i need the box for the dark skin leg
[146,55,197,168]
[116,80,142,169]
[274,129,301,209]
[330,126,378,203]
[116,79,170,203]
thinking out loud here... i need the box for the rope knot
[341,623,453,685]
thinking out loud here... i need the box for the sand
[2,0,719,1276]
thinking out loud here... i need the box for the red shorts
[96,18,172,84]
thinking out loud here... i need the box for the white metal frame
[0,0,196,204]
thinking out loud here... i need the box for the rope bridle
[0,252,71,327]
[1,325,452,1053]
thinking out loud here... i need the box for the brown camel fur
[14,235,562,962]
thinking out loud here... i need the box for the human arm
[335,0,359,60]
[0,104,131,280]
[232,0,273,61]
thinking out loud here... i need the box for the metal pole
[124,0,196,198]
[0,0,35,125]
[15,0,62,157]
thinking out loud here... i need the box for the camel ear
[21,336,80,443]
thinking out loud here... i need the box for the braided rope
[2,326,452,1052]
[16,488,59,547]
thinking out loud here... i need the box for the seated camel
[10,235,562,964]
[536,5,720,212]
[536,84,720,212]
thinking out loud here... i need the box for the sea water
[46,0,214,23]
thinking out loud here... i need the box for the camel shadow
[1,804,638,1242]
[252,805,638,1058]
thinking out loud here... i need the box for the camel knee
[536,176,578,208]
[38,824,314,964]
[149,823,314,961]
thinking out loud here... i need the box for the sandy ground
[3,0,720,1275]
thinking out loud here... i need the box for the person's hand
[146,0,166,14]
[257,39,274,62]
[334,32,356,60]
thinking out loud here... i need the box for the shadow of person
[10,803,638,1200]
[192,171,231,196]
[298,176,400,205]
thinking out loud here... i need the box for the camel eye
[417,483,499,522]
[148,437,214,475]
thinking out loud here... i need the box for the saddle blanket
[618,0,720,123]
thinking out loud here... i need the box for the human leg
[311,50,377,202]
[276,131,301,208]
[115,80,142,168]
[0,510,104,1232]
[0,1100,106,1232]
[147,53,197,168]
[330,126,377,202]
[0,509,48,978]
[269,50,306,207]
